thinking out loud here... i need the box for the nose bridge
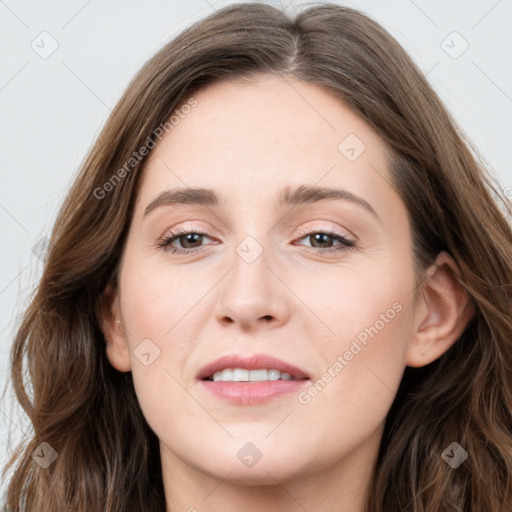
[213,231,289,329]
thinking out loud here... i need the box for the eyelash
[156,226,356,255]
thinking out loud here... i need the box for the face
[105,74,422,486]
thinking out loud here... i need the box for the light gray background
[1,0,511,494]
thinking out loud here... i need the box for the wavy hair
[2,2,512,511]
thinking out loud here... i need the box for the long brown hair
[3,2,511,511]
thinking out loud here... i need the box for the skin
[100,74,473,512]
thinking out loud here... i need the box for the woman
[2,2,511,511]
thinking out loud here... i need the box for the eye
[156,227,356,255]
[156,227,217,254]
[294,229,356,253]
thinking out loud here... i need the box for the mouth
[196,353,310,404]
[197,353,310,381]
[204,368,300,382]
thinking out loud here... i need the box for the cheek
[294,268,414,438]
[116,256,198,407]
[120,255,209,351]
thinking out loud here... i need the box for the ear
[98,281,132,372]
[406,251,475,367]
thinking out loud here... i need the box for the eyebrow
[143,184,379,220]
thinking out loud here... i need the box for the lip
[196,353,311,405]
[196,353,310,381]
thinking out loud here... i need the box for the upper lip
[197,353,310,380]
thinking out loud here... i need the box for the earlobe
[406,251,475,368]
[99,282,132,373]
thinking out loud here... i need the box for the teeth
[210,368,296,382]
[267,369,280,380]
[249,369,267,381]
[232,368,249,381]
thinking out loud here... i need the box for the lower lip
[199,379,310,404]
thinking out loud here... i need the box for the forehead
[135,74,399,220]
[150,74,387,161]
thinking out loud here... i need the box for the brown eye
[157,229,216,254]
[296,230,355,253]
[173,232,204,249]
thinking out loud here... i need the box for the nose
[214,246,291,332]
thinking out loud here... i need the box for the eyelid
[161,222,215,238]
[294,222,355,241]
[161,221,354,243]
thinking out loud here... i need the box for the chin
[201,458,307,486]
[189,442,317,486]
